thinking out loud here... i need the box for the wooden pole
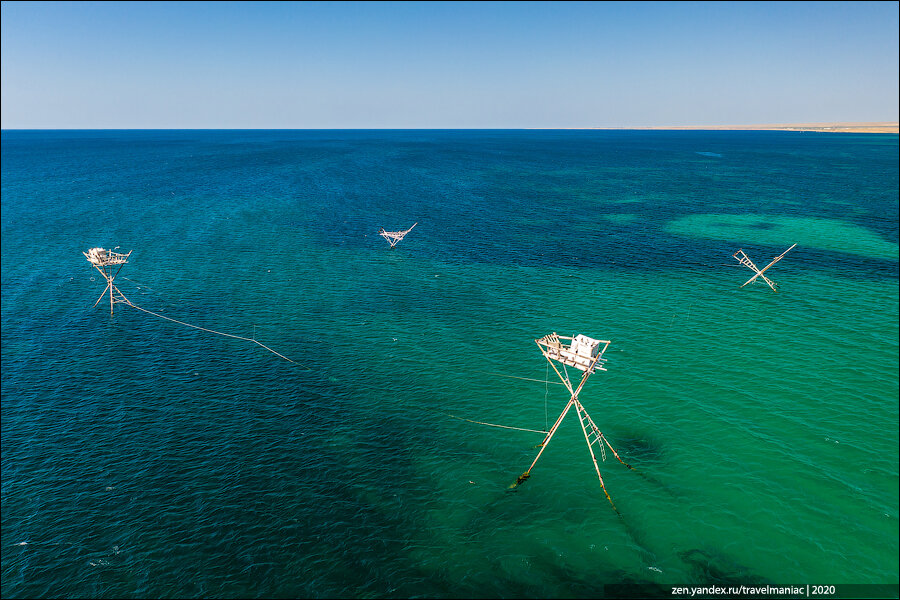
[510,349,603,488]
[510,397,575,487]
[108,264,115,315]
[740,244,796,290]
[576,401,618,511]
[92,280,111,309]
[601,434,636,471]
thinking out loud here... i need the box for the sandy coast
[596,122,899,134]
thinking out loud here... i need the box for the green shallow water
[1,130,897,598]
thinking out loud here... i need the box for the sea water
[2,130,897,598]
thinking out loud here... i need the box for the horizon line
[2,122,898,134]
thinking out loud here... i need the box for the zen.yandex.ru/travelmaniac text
[670,585,836,597]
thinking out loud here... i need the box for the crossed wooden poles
[378,222,417,248]
[83,247,133,315]
[733,244,797,291]
[510,333,635,511]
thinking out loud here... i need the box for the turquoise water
[1,130,897,598]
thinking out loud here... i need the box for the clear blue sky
[1,1,897,128]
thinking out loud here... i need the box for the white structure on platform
[540,333,609,373]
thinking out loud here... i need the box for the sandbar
[592,122,899,134]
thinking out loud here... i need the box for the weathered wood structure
[511,332,634,511]
[732,244,797,291]
[378,222,417,248]
[83,247,297,364]
[83,247,133,315]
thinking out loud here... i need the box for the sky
[1,1,898,129]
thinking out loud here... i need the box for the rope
[439,411,548,435]
[419,369,561,436]
[121,277,163,294]
[417,405,547,434]
[477,371,565,386]
[124,300,306,367]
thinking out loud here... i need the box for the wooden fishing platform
[733,244,797,291]
[378,222,417,248]
[83,247,132,314]
[511,332,634,511]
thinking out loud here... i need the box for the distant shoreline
[585,122,899,134]
[1,124,898,133]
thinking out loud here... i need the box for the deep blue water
[2,130,898,598]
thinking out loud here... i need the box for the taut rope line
[432,409,548,435]
[83,248,304,367]
[478,371,566,386]
[125,300,306,367]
